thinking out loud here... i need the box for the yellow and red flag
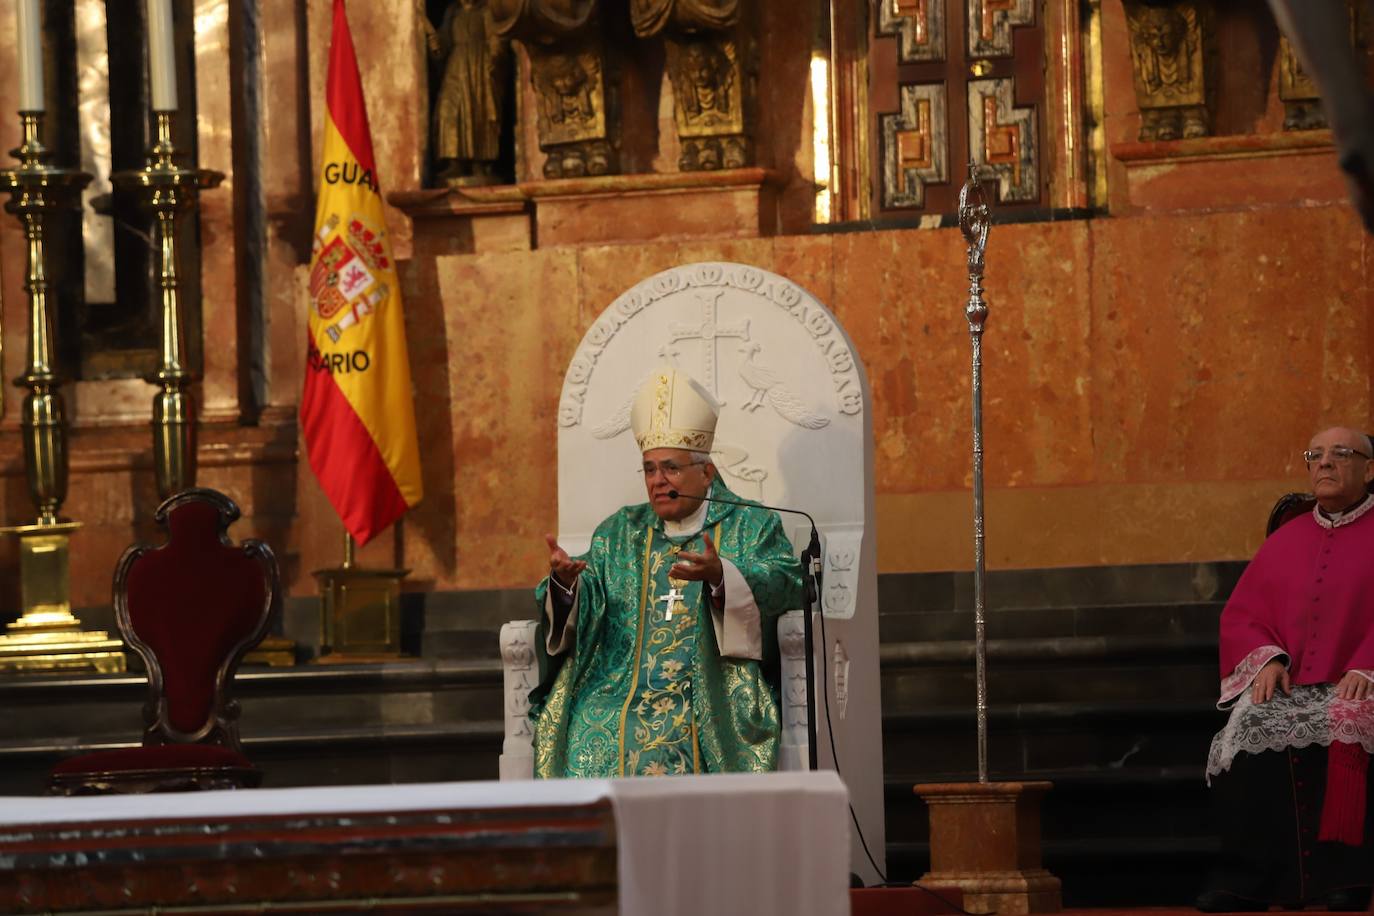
[302,0,422,545]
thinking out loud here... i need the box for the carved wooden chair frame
[49,488,280,794]
[117,487,281,751]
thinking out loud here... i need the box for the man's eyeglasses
[640,460,700,482]
[1303,445,1372,464]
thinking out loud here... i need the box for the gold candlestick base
[0,522,125,674]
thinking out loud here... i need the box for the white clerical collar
[1313,493,1374,529]
[662,482,713,539]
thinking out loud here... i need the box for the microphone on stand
[667,489,822,771]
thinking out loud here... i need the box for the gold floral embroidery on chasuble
[620,536,703,777]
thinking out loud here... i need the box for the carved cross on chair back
[49,488,281,795]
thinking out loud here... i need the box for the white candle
[16,0,43,112]
[145,0,177,111]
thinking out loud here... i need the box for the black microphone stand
[669,488,822,770]
[799,526,822,772]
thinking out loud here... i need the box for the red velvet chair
[49,488,281,795]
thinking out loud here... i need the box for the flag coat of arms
[302,0,423,545]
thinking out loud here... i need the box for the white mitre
[630,369,720,454]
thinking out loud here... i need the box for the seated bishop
[530,368,803,778]
[1199,426,1374,912]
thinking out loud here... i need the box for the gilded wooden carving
[1279,35,1324,131]
[1276,1,1360,135]
[635,0,753,172]
[666,35,749,170]
[491,0,619,178]
[529,43,616,177]
[487,0,759,176]
[880,82,949,208]
[631,0,738,36]
[1123,1,1211,141]
[877,0,946,63]
[967,77,1037,202]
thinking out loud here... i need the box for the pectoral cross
[657,585,687,620]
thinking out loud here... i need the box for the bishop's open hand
[670,532,724,590]
[544,534,586,589]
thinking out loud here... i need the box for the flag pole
[306,0,421,664]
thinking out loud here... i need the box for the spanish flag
[302,0,423,545]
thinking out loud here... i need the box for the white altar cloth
[0,770,851,916]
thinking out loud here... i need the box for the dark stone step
[881,700,1224,775]
[878,561,1244,615]
[0,660,505,745]
[882,661,1218,709]
[879,601,1224,643]
[880,633,1217,665]
[0,721,505,796]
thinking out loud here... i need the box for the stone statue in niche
[427,0,510,186]
[634,0,754,171]
[1123,1,1211,142]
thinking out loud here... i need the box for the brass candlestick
[0,112,124,674]
[111,112,222,499]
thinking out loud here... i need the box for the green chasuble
[530,480,803,778]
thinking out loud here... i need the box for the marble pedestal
[525,168,783,247]
[387,189,532,256]
[913,781,1061,915]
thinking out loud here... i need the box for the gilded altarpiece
[868,0,1046,216]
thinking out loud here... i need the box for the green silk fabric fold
[531,480,803,778]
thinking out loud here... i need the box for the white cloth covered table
[0,770,851,916]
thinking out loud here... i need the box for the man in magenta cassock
[1198,427,1374,912]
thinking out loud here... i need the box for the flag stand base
[312,564,413,664]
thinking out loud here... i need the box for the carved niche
[633,0,755,172]
[491,0,621,178]
[1122,1,1213,142]
[423,0,513,187]
[1278,35,1324,132]
[873,0,1042,213]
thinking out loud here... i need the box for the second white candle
[145,0,177,111]
[16,0,44,112]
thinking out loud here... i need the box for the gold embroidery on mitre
[631,369,718,453]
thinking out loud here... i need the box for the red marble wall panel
[390,203,1368,588]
